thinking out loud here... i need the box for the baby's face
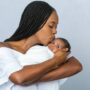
[48,39,68,53]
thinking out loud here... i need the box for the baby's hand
[54,49,69,60]
[52,49,69,66]
[48,44,59,53]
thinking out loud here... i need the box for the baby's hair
[56,38,71,52]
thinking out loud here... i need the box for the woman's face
[35,11,58,45]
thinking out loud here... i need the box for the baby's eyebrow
[58,45,63,49]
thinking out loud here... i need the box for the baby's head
[48,38,71,53]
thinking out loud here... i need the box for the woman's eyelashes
[48,22,57,29]
[48,25,57,30]
[48,25,54,28]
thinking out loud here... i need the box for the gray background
[0,0,90,90]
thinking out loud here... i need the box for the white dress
[0,47,37,90]
[0,46,69,90]
[19,45,69,90]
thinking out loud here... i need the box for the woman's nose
[52,28,57,34]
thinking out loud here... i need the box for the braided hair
[5,1,55,41]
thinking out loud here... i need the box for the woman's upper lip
[49,36,55,42]
[49,37,54,43]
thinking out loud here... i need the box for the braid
[5,1,55,42]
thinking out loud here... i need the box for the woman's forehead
[47,11,58,24]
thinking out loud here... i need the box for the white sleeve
[0,48,23,85]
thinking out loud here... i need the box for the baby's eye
[56,45,63,49]
[57,45,60,48]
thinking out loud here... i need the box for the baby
[19,37,71,90]
[20,38,71,65]
[48,37,71,54]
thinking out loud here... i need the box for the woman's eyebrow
[48,22,55,25]
[51,21,57,24]
[50,20,58,24]
[49,21,58,28]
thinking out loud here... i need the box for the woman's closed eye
[55,44,64,49]
[49,25,54,28]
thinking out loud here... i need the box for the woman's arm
[0,43,68,85]
[38,56,82,82]
[9,51,68,85]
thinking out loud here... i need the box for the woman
[0,1,82,90]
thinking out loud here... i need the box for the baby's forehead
[53,38,62,43]
[54,38,60,41]
[53,38,66,46]
[48,38,65,46]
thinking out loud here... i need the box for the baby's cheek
[52,47,59,53]
[48,44,59,53]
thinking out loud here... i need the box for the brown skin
[39,56,82,82]
[0,11,82,85]
[48,38,69,53]
[35,11,58,46]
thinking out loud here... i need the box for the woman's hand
[9,51,68,85]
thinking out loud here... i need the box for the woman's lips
[49,37,55,44]
[51,36,55,41]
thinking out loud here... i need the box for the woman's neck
[5,35,40,54]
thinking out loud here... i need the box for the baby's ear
[63,48,69,52]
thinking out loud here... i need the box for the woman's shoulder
[0,42,11,50]
[0,42,13,55]
[0,43,18,61]
[0,42,9,51]
[0,42,6,47]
